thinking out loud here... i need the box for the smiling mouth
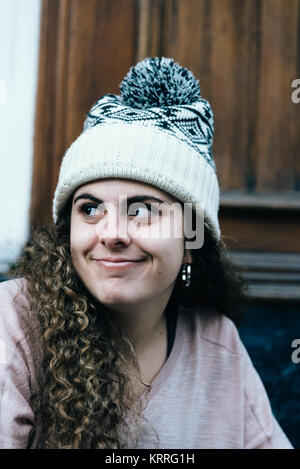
[94,259,146,270]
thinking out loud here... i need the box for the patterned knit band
[52,57,220,239]
[84,93,215,171]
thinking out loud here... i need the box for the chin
[83,276,147,308]
[98,293,126,304]
[99,294,141,308]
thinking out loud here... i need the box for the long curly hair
[10,198,248,449]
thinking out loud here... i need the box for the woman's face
[70,178,191,311]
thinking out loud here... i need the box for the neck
[105,293,175,395]
[107,295,170,358]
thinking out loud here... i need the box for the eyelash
[78,204,100,217]
[77,203,159,218]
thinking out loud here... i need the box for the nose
[95,206,131,248]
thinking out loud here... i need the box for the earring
[181,263,192,287]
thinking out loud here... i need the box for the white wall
[0,0,41,272]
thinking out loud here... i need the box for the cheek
[139,236,184,276]
[70,219,96,258]
[131,214,184,249]
[131,217,184,258]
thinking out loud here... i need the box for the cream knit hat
[52,57,220,239]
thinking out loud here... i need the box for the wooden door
[31,0,300,300]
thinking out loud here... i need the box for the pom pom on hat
[119,57,201,109]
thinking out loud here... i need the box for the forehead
[73,178,177,203]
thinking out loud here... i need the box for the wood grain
[256,0,300,191]
[220,211,300,252]
[229,251,300,300]
[31,0,61,229]
[31,0,300,276]
[31,0,136,229]
[136,0,164,61]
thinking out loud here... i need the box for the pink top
[0,279,294,449]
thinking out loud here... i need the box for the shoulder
[180,304,243,357]
[0,277,41,353]
[0,279,43,448]
[0,277,28,303]
[0,278,30,340]
[0,277,27,301]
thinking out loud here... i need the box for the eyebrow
[73,193,166,206]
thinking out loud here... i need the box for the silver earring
[181,263,192,287]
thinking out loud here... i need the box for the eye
[128,202,159,219]
[76,201,160,221]
[78,203,105,218]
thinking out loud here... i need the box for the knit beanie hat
[52,57,220,239]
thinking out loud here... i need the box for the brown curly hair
[10,198,248,448]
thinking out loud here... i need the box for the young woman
[0,57,293,449]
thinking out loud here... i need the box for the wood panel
[31,0,300,298]
[31,0,137,229]
[33,0,300,227]
[256,0,300,192]
[137,0,300,195]
[31,0,61,229]
[161,0,213,95]
[220,191,300,253]
[209,0,259,191]
[137,0,260,191]
[229,251,300,300]
[219,209,300,252]
[135,0,164,60]
[220,191,300,210]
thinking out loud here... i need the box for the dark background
[238,300,300,448]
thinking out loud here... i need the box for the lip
[96,257,145,262]
[94,258,146,270]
